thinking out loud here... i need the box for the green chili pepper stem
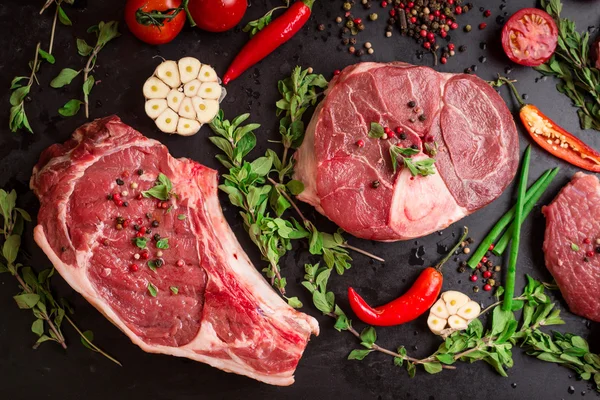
[466,167,556,269]
[503,146,531,311]
[493,167,559,256]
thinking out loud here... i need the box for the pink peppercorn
[440,57,447,64]
[177,259,185,267]
[483,10,491,17]
[483,271,492,279]
[469,274,478,282]
[381,0,388,7]
[130,264,139,272]
[483,284,492,291]
[479,23,487,30]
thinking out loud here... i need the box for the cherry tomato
[125,0,186,45]
[186,0,247,33]
[501,8,558,67]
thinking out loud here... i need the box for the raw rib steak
[30,116,319,386]
[542,172,600,322]
[294,62,519,241]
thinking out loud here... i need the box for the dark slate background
[0,0,598,399]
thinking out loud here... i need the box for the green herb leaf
[76,38,93,56]
[177,214,186,220]
[13,293,40,309]
[286,180,304,195]
[134,237,147,249]
[83,75,95,96]
[348,349,372,361]
[286,296,303,308]
[57,5,72,26]
[38,48,55,64]
[80,330,95,350]
[10,76,29,90]
[359,326,377,345]
[436,353,455,365]
[368,122,385,139]
[50,68,81,88]
[570,242,580,251]
[423,362,443,374]
[170,286,179,295]
[156,238,169,249]
[31,319,44,337]
[147,282,158,297]
[3,234,20,264]
[58,99,84,117]
[10,86,31,107]
[147,260,158,272]
[97,21,121,48]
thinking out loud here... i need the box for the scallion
[492,167,559,256]
[466,167,556,269]
[503,146,531,311]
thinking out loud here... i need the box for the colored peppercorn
[469,274,478,282]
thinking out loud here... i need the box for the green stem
[435,226,468,271]
[64,315,122,366]
[493,168,559,256]
[503,146,531,311]
[500,77,526,108]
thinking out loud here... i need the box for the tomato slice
[501,8,558,67]
[520,104,600,172]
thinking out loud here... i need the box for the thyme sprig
[536,0,600,131]
[0,189,120,365]
[54,21,120,119]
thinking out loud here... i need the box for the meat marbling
[543,172,600,322]
[294,62,519,241]
[30,116,319,386]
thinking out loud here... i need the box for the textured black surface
[0,0,599,399]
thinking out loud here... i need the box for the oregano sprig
[0,189,120,365]
[54,21,120,119]
[242,0,290,37]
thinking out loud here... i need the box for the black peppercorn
[137,169,144,175]
[356,49,365,56]
[399,133,407,140]
[596,246,600,253]
[153,233,161,241]
[123,201,129,207]
[107,194,113,200]
[116,216,125,224]
[317,23,325,31]
[418,114,427,121]
[116,178,124,185]
[152,220,159,227]
[464,67,473,74]
[457,266,466,273]
[371,180,380,188]
[410,144,419,150]
[459,45,467,52]
[146,229,152,235]
[134,224,140,231]
[480,42,487,50]
[350,37,357,44]
[407,100,416,107]
[479,56,487,63]
[155,258,164,268]
[61,246,67,252]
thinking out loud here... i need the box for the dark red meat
[30,116,318,385]
[542,172,600,322]
[294,62,519,241]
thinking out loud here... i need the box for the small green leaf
[80,330,95,350]
[334,314,349,331]
[3,234,20,264]
[134,237,147,249]
[58,99,84,117]
[423,362,443,374]
[10,86,30,106]
[97,21,121,47]
[286,180,304,195]
[13,293,40,309]
[156,238,169,249]
[249,156,272,176]
[147,282,158,297]
[348,349,372,360]
[50,68,81,88]
[31,319,45,337]
[286,296,303,308]
[571,242,580,251]
[368,122,385,139]
[38,48,55,64]
[177,214,186,220]
[359,326,377,345]
[436,353,455,365]
[170,286,179,295]
[571,336,589,352]
[83,75,95,96]
[76,38,93,56]
[10,76,29,90]
[57,5,72,26]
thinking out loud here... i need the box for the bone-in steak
[543,172,600,322]
[30,116,319,386]
[294,62,519,241]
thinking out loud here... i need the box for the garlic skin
[143,58,225,136]
[428,291,481,336]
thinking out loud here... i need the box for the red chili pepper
[503,79,600,172]
[222,0,314,85]
[347,227,468,327]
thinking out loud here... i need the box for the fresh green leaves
[170,286,179,295]
[209,111,260,168]
[147,282,158,297]
[570,242,580,251]
[142,173,174,201]
[134,237,148,249]
[77,38,93,56]
[9,43,42,133]
[536,0,600,131]
[242,4,285,37]
[156,238,169,249]
[276,66,327,167]
[368,122,385,139]
[38,48,55,64]
[58,99,84,117]
[50,68,81,88]
[389,146,436,176]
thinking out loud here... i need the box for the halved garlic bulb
[428,291,480,336]
[143,57,225,136]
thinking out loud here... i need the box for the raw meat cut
[542,172,600,322]
[294,62,519,241]
[30,116,318,386]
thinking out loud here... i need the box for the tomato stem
[135,6,183,27]
[435,226,468,272]
[181,0,196,27]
